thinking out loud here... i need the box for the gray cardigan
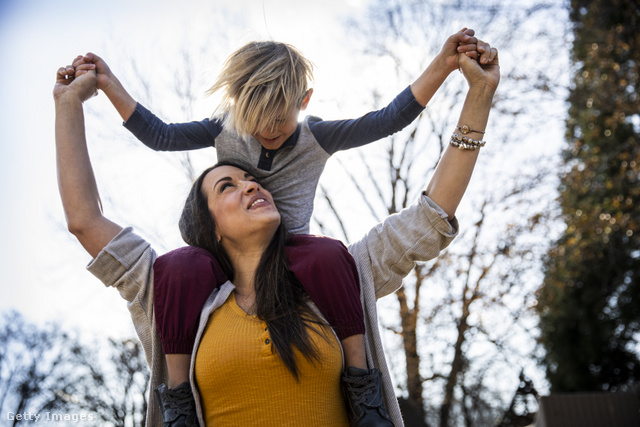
[87,195,458,426]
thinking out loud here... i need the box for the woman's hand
[458,41,500,93]
[53,63,97,103]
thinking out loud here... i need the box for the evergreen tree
[538,0,640,392]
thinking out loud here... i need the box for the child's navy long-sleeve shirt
[124,86,425,234]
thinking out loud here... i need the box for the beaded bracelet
[449,132,486,151]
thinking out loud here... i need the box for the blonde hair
[207,41,314,139]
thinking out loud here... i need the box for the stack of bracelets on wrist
[450,125,486,151]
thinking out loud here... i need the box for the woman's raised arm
[54,66,122,258]
[424,43,500,219]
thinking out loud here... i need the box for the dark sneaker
[154,382,199,427]
[342,367,395,426]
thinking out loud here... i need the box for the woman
[54,41,499,426]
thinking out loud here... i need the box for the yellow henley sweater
[194,293,349,426]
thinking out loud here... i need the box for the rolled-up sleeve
[350,194,459,299]
[86,227,157,365]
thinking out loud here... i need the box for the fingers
[460,27,475,37]
[458,43,479,59]
[453,29,498,74]
[71,55,84,68]
[477,41,497,65]
[460,40,498,64]
[456,28,483,61]
[72,53,98,68]
[486,47,499,66]
[456,27,477,46]
[60,54,97,80]
[72,52,98,66]
[83,52,99,62]
[56,62,98,81]
[447,27,477,48]
[57,64,76,82]
[74,63,96,77]
[56,67,68,84]
[82,52,106,70]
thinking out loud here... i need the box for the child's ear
[300,88,313,110]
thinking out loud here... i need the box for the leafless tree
[62,337,150,427]
[0,310,85,424]
[314,1,569,425]
[0,311,149,426]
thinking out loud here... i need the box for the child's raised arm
[71,52,221,153]
[72,53,137,122]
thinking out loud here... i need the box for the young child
[69,29,488,426]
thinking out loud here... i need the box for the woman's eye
[220,183,233,192]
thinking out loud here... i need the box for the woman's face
[201,165,281,245]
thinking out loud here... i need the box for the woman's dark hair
[179,162,326,379]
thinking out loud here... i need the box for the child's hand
[72,52,116,93]
[474,40,498,65]
[439,28,478,73]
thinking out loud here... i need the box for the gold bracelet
[450,133,486,151]
[457,124,485,135]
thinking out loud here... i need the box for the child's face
[251,108,300,150]
[250,89,313,150]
